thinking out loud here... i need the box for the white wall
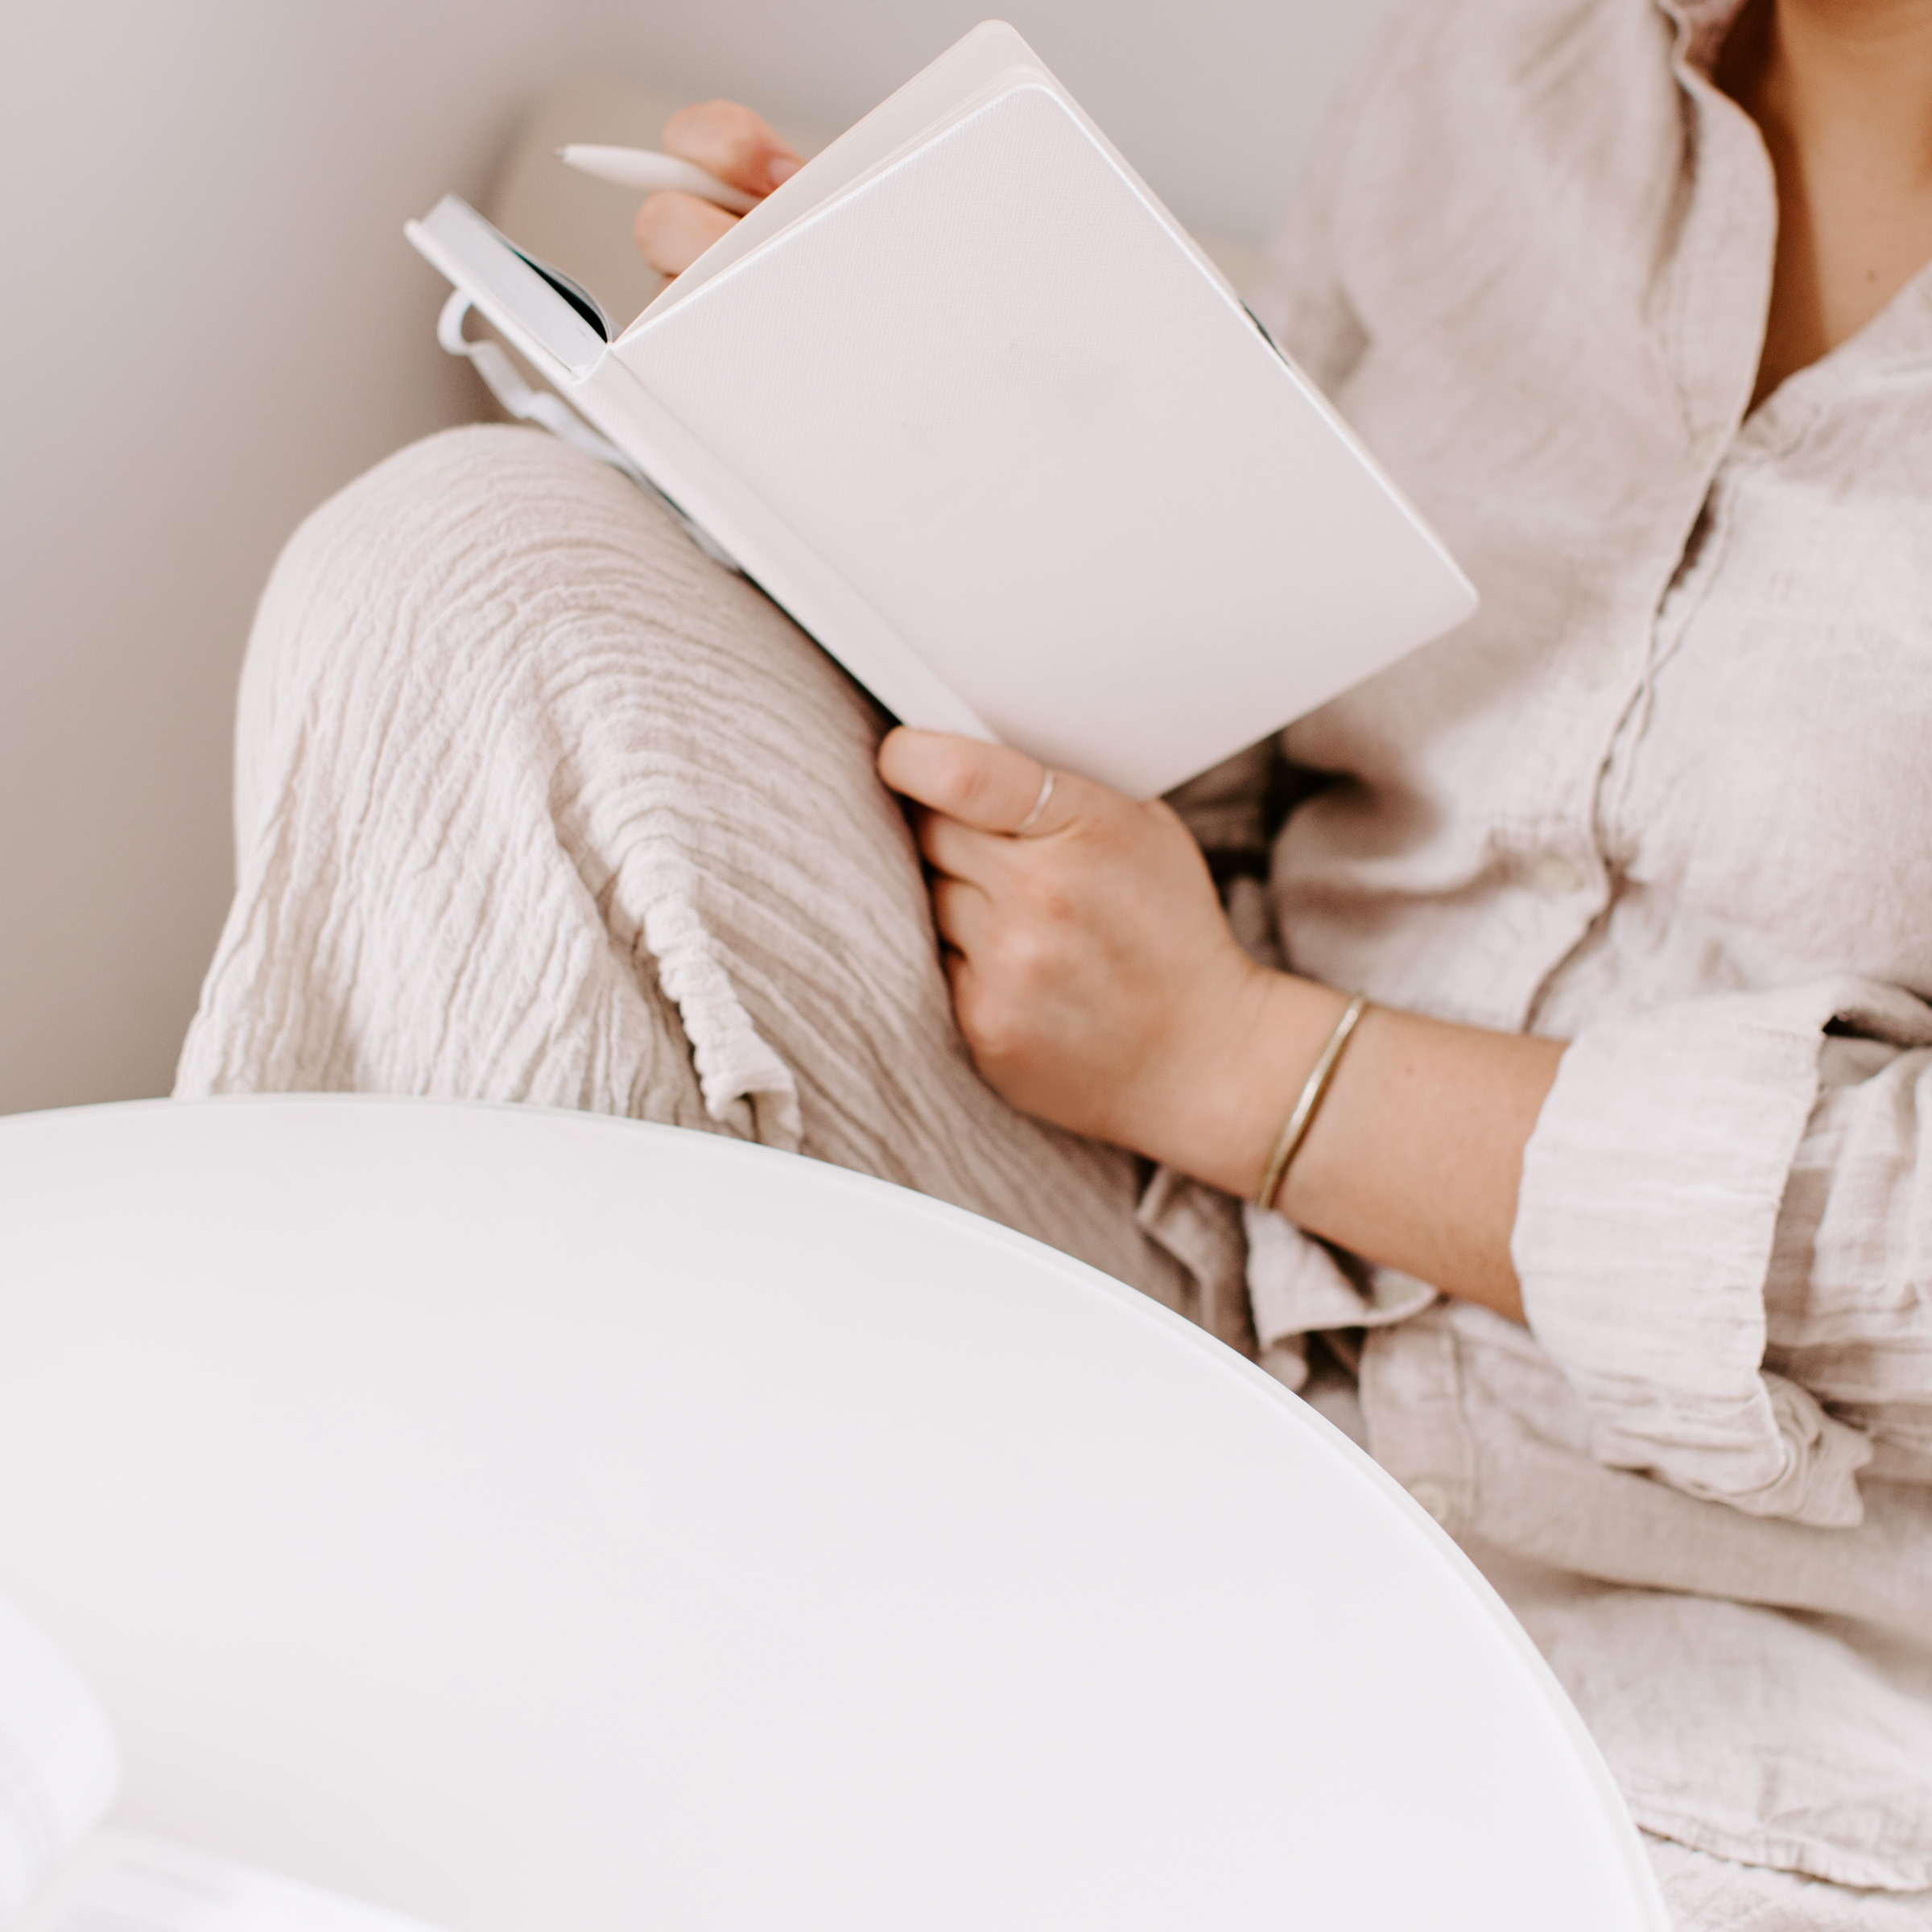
[585,0,1389,241]
[0,0,605,1114]
[0,0,1389,1117]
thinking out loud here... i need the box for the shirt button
[1580,642,1624,691]
[1531,852,1585,895]
[1408,1480,1452,1525]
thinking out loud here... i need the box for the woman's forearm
[1156,972,1563,1323]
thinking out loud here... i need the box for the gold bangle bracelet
[1254,991,1369,1212]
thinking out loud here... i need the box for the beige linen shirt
[1235,0,1932,1893]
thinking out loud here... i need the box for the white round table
[0,1096,1664,1930]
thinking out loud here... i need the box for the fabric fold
[1513,975,1932,1526]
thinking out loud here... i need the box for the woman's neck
[1717,0,1932,402]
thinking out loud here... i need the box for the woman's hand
[879,727,1564,1323]
[877,728,1290,1182]
[634,101,801,279]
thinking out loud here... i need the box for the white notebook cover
[413,24,1476,799]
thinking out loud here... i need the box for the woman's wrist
[1131,967,1357,1201]
[1135,965,1558,1323]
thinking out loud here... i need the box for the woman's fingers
[636,101,802,280]
[878,728,1081,837]
[927,873,989,953]
[881,723,1266,1157]
[663,100,802,198]
[917,807,1035,899]
[634,191,737,279]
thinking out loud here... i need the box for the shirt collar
[1654,0,1752,76]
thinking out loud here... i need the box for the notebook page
[0,1601,118,1930]
[17,1835,447,1932]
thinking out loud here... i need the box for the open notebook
[0,1596,438,1932]
[407,21,1476,799]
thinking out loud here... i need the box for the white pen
[555,145,761,215]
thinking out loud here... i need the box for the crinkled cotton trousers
[176,423,1220,1323]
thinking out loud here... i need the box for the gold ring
[1011,767,1056,837]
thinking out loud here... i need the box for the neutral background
[0,0,1392,1117]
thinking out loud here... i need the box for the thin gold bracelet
[1253,991,1369,1212]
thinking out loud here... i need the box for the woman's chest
[1279,369,1932,1022]
[1598,412,1932,985]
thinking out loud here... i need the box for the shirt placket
[1513,50,1776,1034]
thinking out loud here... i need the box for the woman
[180,0,1932,1920]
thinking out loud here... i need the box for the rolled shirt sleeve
[1511,974,1932,1529]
